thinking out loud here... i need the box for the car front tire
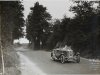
[60,55,65,64]
[76,56,80,63]
[51,52,55,61]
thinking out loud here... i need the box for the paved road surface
[16,46,100,75]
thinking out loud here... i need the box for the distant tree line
[0,1,24,48]
[26,1,100,57]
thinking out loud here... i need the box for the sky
[22,0,75,19]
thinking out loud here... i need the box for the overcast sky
[22,0,75,19]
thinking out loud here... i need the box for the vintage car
[51,46,80,63]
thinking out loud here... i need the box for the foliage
[26,1,100,57]
[26,2,51,49]
[47,1,100,57]
[0,1,24,47]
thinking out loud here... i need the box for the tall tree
[26,2,51,49]
[1,1,24,47]
[46,17,71,50]
[12,1,24,40]
[67,1,100,56]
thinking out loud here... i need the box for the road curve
[16,46,100,75]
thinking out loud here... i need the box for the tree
[46,19,62,49]
[26,2,51,49]
[47,1,100,58]
[46,18,71,49]
[67,1,100,56]
[1,1,24,47]
[12,2,24,40]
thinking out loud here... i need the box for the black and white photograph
[0,0,100,75]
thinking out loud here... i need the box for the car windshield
[54,44,72,51]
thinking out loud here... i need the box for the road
[15,45,100,75]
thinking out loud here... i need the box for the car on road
[51,45,80,63]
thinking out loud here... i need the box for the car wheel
[60,55,65,64]
[51,53,55,61]
[76,56,80,63]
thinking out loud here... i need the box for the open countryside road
[15,45,100,75]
